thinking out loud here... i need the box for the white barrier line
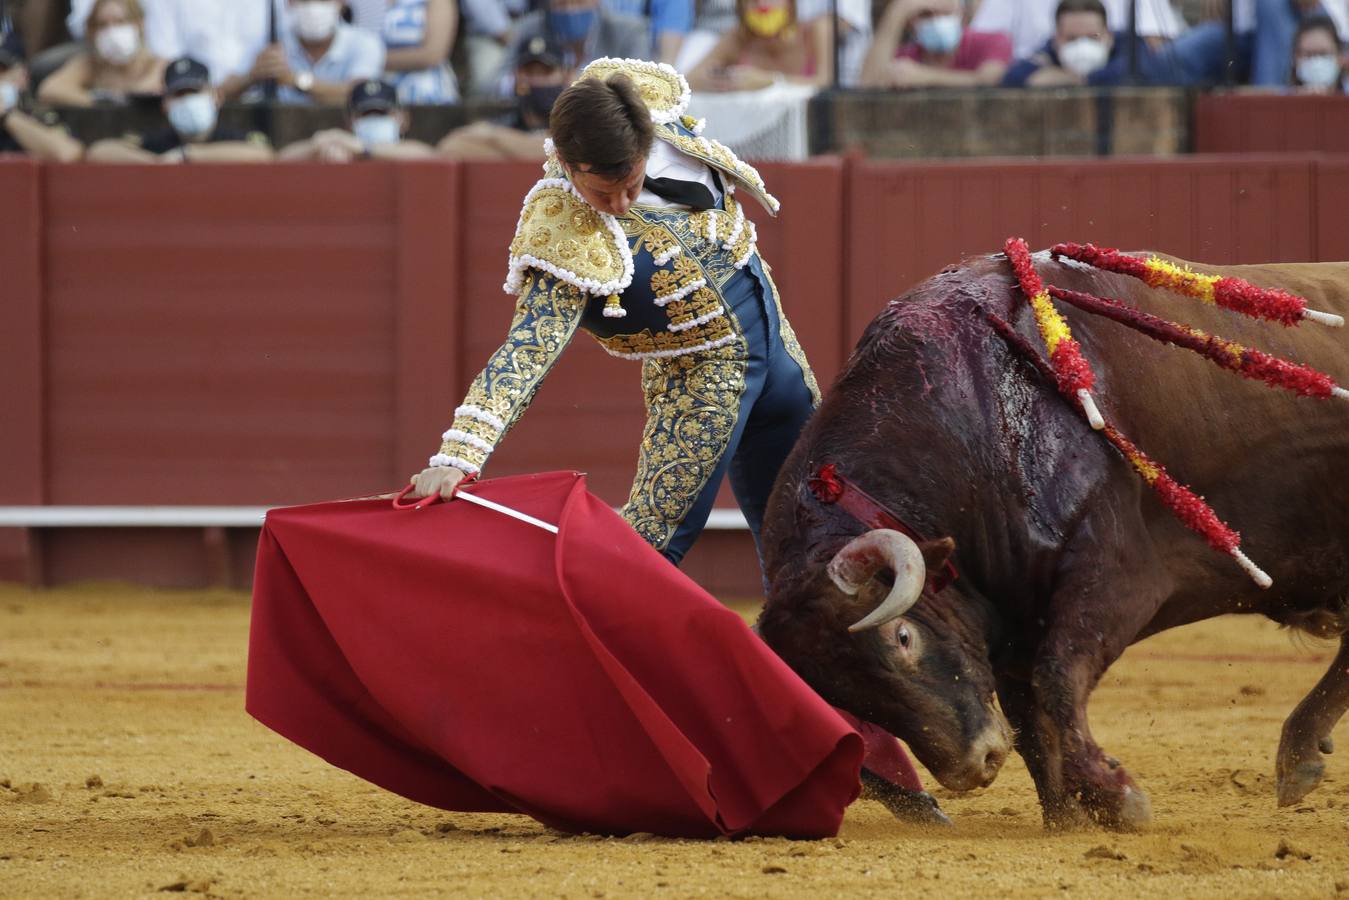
[0,506,752,530]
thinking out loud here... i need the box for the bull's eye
[897,625,911,649]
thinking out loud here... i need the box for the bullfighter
[407,57,819,566]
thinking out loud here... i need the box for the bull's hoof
[859,772,953,828]
[1276,757,1325,807]
[1109,785,1153,831]
[878,789,953,828]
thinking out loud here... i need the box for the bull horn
[826,529,927,633]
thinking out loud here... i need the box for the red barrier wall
[1195,95,1349,154]
[3,154,1346,594]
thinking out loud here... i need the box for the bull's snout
[934,706,1012,792]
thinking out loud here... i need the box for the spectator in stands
[677,0,869,84]
[1002,0,1116,87]
[457,0,525,96]
[382,0,460,103]
[67,0,283,88]
[860,0,1012,88]
[971,0,1184,61]
[1291,14,1345,91]
[605,0,694,63]
[436,34,560,158]
[87,56,274,162]
[688,0,832,90]
[220,0,385,104]
[500,0,650,87]
[0,50,84,160]
[1237,0,1349,85]
[281,77,435,160]
[38,0,166,106]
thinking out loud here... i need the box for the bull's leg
[994,673,1089,830]
[859,769,952,827]
[1276,634,1349,806]
[1031,648,1151,831]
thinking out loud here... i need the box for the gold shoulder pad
[503,179,634,297]
[575,57,691,125]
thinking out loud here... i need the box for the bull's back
[1021,255,1349,616]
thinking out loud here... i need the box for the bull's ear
[918,537,956,574]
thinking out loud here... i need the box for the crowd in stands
[0,0,1346,162]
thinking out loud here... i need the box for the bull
[757,251,1349,830]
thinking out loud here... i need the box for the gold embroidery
[439,273,586,470]
[621,344,750,550]
[594,318,736,358]
[638,225,678,262]
[650,254,704,299]
[578,59,686,119]
[509,185,626,288]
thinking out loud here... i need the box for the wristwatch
[294,71,314,93]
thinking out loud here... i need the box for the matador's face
[562,156,647,217]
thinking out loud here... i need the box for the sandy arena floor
[2,583,1347,898]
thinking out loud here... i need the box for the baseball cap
[163,57,210,94]
[348,79,398,115]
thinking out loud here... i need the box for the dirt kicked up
[2,584,1347,898]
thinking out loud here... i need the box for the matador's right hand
[408,466,471,501]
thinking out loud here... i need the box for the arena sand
[2,583,1347,899]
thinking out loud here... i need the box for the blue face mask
[915,14,963,55]
[549,8,597,43]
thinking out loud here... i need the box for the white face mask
[915,14,963,54]
[1296,54,1341,88]
[353,114,400,148]
[293,1,341,42]
[0,81,18,113]
[166,91,218,140]
[94,23,140,65]
[1059,36,1110,77]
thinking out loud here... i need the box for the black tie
[643,174,717,211]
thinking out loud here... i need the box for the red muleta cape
[247,471,866,838]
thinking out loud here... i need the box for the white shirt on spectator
[636,139,724,209]
[68,0,283,83]
[971,0,1185,60]
[272,21,386,102]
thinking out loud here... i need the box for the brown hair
[1055,0,1106,24]
[549,74,655,179]
[86,0,146,35]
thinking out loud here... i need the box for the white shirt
[636,139,725,209]
[68,0,282,83]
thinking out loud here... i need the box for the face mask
[167,92,217,140]
[915,14,962,55]
[1296,54,1341,88]
[520,83,564,121]
[353,114,400,148]
[548,8,597,43]
[1058,37,1109,77]
[293,1,341,42]
[743,4,791,38]
[95,23,140,65]
[0,81,18,113]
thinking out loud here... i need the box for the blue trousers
[619,264,816,567]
